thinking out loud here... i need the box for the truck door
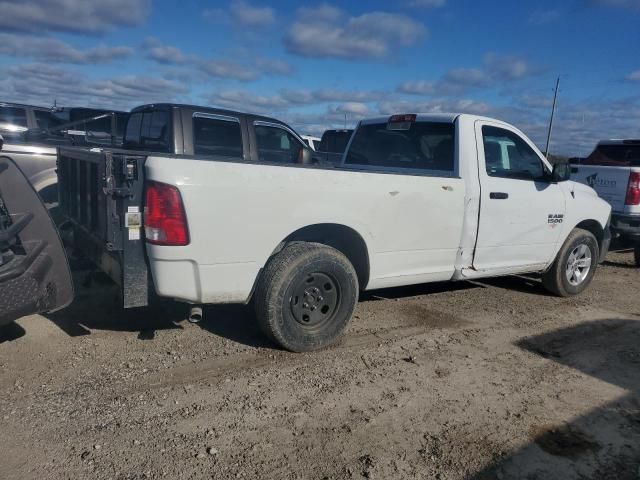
[472,121,566,271]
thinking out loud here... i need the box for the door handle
[490,192,509,199]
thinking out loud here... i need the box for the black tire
[254,242,359,352]
[543,228,599,297]
[634,244,640,268]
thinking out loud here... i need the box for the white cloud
[378,98,491,116]
[399,53,536,96]
[332,102,370,115]
[0,33,132,64]
[484,53,533,80]
[284,5,426,59]
[255,57,293,76]
[443,68,490,87]
[626,70,640,81]
[0,0,150,34]
[207,90,289,113]
[397,81,436,95]
[148,45,188,65]
[229,0,275,27]
[0,63,187,111]
[142,39,290,80]
[281,88,387,104]
[198,60,258,81]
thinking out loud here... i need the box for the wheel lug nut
[317,296,323,302]
[310,306,316,311]
[302,303,309,309]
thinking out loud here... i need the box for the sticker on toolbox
[125,208,142,241]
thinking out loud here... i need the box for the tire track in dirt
[123,310,470,396]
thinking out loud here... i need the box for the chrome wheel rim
[565,243,592,286]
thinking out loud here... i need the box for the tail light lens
[144,181,189,246]
[625,172,640,206]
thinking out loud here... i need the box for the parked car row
[0,102,126,209]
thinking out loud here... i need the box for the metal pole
[545,76,560,158]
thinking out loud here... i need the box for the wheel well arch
[574,219,605,252]
[277,223,371,289]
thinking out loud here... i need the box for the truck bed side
[144,157,466,303]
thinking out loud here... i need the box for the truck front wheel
[254,242,359,352]
[542,228,599,297]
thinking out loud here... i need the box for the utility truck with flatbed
[58,104,611,352]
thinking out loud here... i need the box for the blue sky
[1,0,639,155]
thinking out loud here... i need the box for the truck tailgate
[57,147,149,308]
[571,164,633,211]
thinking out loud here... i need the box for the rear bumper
[148,257,257,304]
[611,213,640,239]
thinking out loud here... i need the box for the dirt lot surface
[1,250,639,480]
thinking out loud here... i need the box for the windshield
[582,144,640,167]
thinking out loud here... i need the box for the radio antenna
[544,76,560,158]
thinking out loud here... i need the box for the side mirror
[298,147,314,165]
[551,162,571,182]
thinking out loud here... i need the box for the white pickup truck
[571,140,640,266]
[58,104,611,352]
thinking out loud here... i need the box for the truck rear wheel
[634,244,640,268]
[542,228,599,297]
[254,242,359,352]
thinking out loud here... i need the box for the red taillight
[144,181,189,246]
[625,172,640,206]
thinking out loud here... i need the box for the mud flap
[0,157,73,326]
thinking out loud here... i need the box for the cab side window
[255,124,304,164]
[193,115,243,158]
[482,126,546,181]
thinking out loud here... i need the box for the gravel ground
[0,249,639,480]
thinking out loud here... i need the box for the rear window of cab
[344,121,455,174]
[124,110,172,152]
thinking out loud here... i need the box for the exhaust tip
[188,305,203,323]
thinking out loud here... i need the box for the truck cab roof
[130,103,293,128]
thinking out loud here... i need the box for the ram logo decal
[548,214,564,228]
